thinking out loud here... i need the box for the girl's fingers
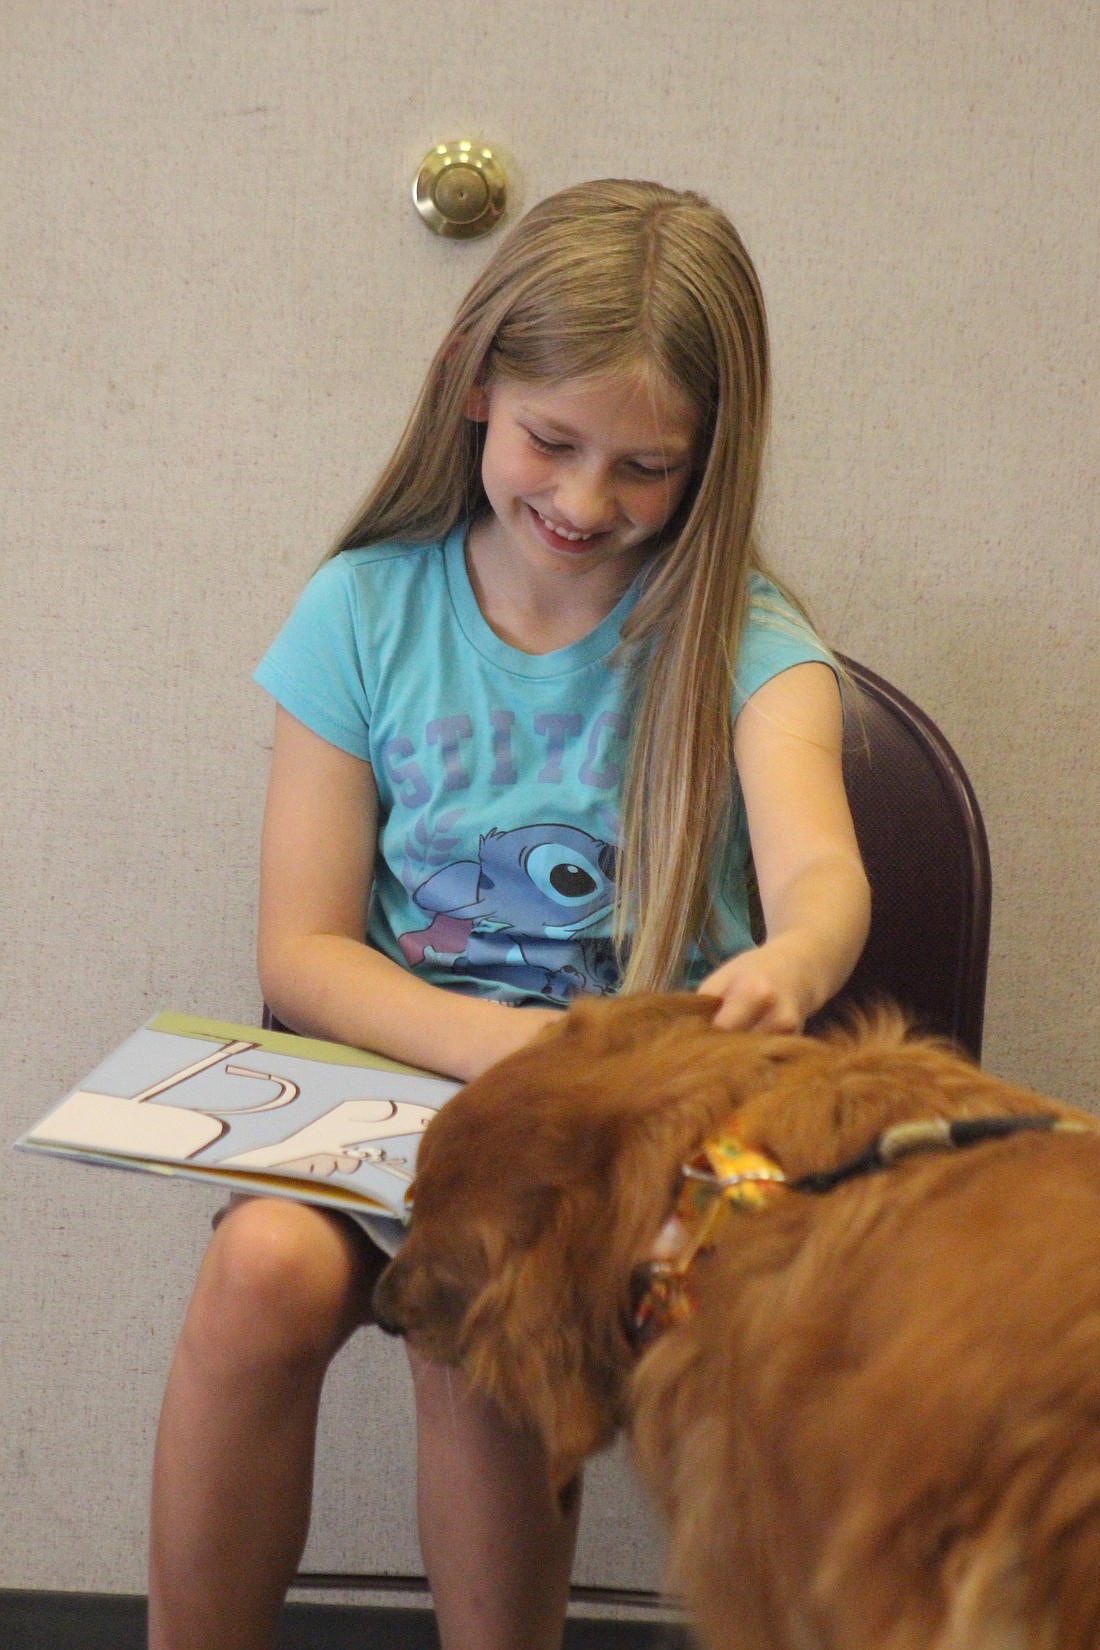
[703,969,802,1034]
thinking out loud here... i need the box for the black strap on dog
[790,1114,1094,1196]
[628,1113,1097,1352]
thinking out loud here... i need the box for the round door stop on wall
[413,142,507,239]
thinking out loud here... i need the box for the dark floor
[0,1590,693,1649]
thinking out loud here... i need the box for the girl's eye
[526,430,568,455]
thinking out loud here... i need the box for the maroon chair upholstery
[262,1003,292,1036]
[266,658,992,1064]
[810,656,991,1061]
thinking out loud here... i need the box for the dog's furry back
[628,1013,1100,1650]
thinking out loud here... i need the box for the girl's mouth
[528,505,607,553]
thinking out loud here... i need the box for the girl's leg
[410,1347,582,1650]
[148,1198,383,1650]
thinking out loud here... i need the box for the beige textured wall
[3,0,1097,1596]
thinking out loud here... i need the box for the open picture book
[16,1013,460,1255]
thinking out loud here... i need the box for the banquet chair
[809,655,991,1060]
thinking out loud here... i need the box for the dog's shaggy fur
[374,993,1100,1650]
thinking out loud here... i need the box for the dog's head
[372,992,796,1487]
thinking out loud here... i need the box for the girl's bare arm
[699,662,871,1032]
[257,707,561,1081]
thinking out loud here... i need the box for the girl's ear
[465,381,491,422]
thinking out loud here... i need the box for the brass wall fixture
[413,142,507,239]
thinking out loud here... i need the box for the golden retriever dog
[373,993,1100,1650]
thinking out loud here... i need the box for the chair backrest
[810,656,992,1061]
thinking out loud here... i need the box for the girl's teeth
[537,512,593,543]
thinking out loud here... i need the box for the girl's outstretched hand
[697,937,814,1034]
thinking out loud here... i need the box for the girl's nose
[556,470,617,532]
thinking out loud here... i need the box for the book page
[20,1015,459,1221]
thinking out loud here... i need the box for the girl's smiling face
[467,369,701,592]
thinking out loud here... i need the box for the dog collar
[629,1129,787,1345]
[790,1112,1095,1193]
[628,1112,1095,1348]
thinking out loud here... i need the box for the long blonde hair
[333,179,770,993]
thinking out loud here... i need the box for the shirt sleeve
[253,555,373,760]
[732,573,837,714]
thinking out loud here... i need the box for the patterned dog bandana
[629,1131,787,1346]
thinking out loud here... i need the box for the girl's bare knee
[185,1199,374,1372]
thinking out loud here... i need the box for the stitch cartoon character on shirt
[397,823,617,1001]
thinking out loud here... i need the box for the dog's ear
[445,1026,781,1475]
[459,1197,630,1485]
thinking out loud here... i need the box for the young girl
[148,178,870,1650]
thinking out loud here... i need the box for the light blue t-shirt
[255,521,832,1006]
